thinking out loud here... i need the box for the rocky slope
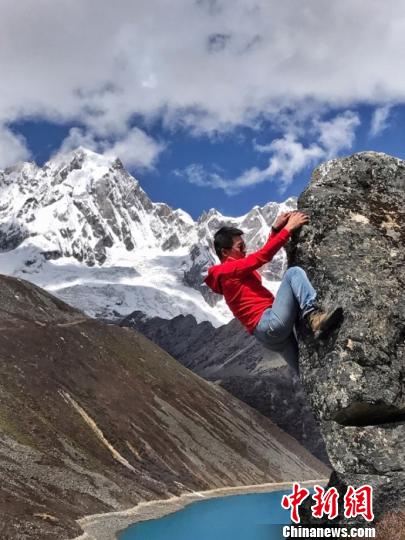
[0,148,296,324]
[120,311,329,463]
[287,151,404,524]
[0,274,329,539]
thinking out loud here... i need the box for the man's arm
[219,227,290,279]
[269,225,281,238]
[270,211,293,237]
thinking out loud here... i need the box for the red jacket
[204,227,291,334]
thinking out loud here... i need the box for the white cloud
[175,164,227,190]
[55,127,164,169]
[179,135,324,195]
[1,0,404,137]
[176,164,209,187]
[0,125,31,168]
[370,105,392,137]
[230,135,325,194]
[264,136,325,184]
[179,111,360,194]
[103,128,165,169]
[57,128,99,154]
[315,111,360,157]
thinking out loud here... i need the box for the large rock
[287,151,405,524]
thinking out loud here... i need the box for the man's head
[213,226,246,261]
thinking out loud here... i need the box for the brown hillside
[0,274,329,539]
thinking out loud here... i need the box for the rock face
[120,311,330,464]
[287,152,404,524]
[0,274,330,539]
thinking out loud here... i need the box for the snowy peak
[0,148,195,266]
[195,195,296,252]
[0,148,297,325]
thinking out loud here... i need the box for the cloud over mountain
[1,0,403,205]
[1,1,403,147]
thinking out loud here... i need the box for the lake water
[119,490,300,540]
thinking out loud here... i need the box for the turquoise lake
[119,490,302,540]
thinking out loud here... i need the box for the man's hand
[285,211,309,232]
[272,211,293,231]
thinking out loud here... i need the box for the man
[204,211,343,374]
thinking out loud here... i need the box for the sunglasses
[233,241,246,252]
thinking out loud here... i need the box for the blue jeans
[253,266,317,374]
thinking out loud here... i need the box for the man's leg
[264,266,317,335]
[273,266,317,321]
[253,266,317,374]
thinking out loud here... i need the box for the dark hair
[213,226,244,260]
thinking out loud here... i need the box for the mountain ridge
[119,310,330,463]
[0,147,296,324]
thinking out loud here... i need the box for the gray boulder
[287,151,404,524]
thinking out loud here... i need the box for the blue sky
[2,1,405,220]
[10,104,403,220]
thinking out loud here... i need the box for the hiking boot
[306,306,344,338]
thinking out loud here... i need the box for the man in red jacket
[204,211,343,374]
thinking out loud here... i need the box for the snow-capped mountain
[0,148,296,324]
